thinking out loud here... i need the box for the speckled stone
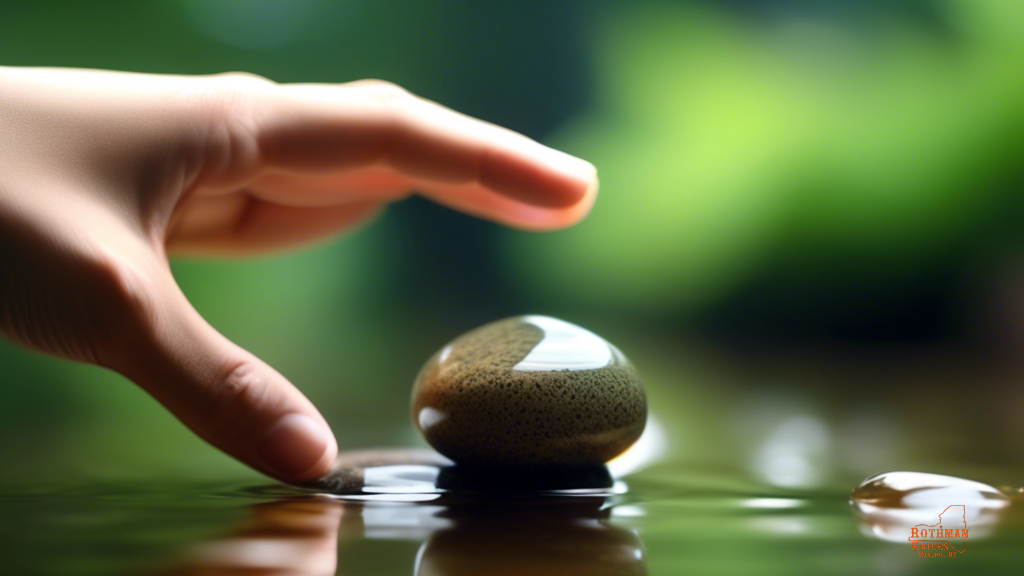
[411,316,647,467]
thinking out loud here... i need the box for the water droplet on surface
[852,471,1009,508]
[851,471,1012,543]
[410,316,647,467]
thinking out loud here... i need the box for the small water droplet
[852,471,1009,508]
[851,471,1011,544]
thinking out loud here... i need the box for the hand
[0,67,597,483]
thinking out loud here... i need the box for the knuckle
[354,79,412,104]
[5,250,162,368]
[191,72,276,125]
[211,71,274,86]
[188,74,276,182]
[81,255,159,362]
[88,256,156,324]
[201,362,268,437]
[351,80,414,144]
[0,232,158,366]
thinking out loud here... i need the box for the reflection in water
[11,468,1024,575]
[157,498,342,575]
[753,415,832,489]
[851,471,1012,544]
[158,494,646,575]
[730,395,835,490]
[740,497,804,510]
[415,498,645,576]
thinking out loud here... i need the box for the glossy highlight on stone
[411,316,647,467]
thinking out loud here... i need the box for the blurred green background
[1,0,1023,488]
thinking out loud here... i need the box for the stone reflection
[157,493,645,575]
[414,496,646,576]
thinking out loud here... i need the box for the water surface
[3,462,1022,575]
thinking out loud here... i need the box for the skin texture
[0,67,598,484]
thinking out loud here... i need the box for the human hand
[0,67,597,483]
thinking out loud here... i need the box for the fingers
[414,178,598,231]
[115,268,337,483]
[249,80,598,229]
[166,194,382,256]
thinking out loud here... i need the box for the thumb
[117,269,337,484]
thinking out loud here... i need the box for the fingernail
[553,154,598,201]
[256,413,331,479]
[550,149,597,181]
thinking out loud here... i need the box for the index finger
[250,80,598,229]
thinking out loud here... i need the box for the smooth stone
[411,315,647,467]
